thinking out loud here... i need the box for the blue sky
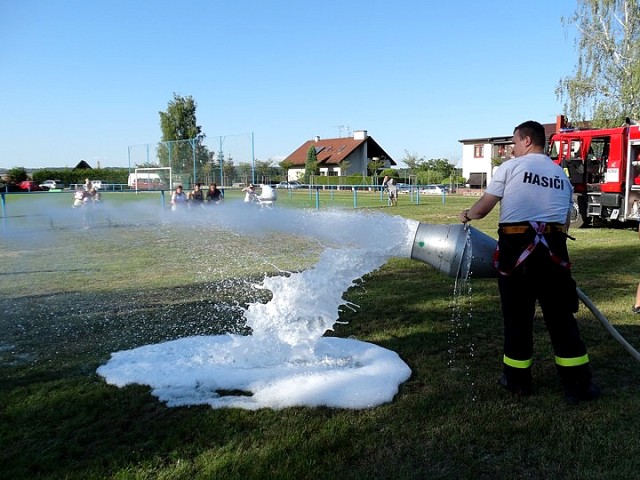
[1,0,578,169]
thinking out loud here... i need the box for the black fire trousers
[496,230,591,389]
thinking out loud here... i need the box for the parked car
[419,184,444,195]
[39,179,63,190]
[17,180,44,191]
[276,181,304,189]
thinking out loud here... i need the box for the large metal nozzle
[411,223,497,278]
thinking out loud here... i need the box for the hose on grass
[577,287,640,363]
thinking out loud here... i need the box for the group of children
[72,185,101,208]
[72,180,103,229]
[170,183,223,211]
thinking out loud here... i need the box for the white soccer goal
[129,167,172,191]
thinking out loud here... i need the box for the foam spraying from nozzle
[410,223,497,278]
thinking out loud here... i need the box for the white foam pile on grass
[98,206,420,410]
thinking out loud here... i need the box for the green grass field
[1,190,640,479]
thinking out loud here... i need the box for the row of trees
[398,151,463,185]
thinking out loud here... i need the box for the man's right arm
[459,193,500,223]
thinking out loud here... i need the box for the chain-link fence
[128,133,255,188]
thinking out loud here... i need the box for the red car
[17,181,44,191]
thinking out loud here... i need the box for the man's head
[513,120,546,157]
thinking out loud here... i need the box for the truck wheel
[571,193,590,228]
[570,201,584,228]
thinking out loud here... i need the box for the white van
[128,173,164,190]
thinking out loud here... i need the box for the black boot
[558,363,599,403]
[498,374,532,396]
[564,381,601,404]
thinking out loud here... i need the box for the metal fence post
[1,192,5,227]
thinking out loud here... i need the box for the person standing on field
[382,175,398,206]
[459,120,600,403]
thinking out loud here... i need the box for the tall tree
[401,150,424,171]
[557,0,640,126]
[157,93,211,181]
[159,93,202,141]
[304,146,319,183]
[367,157,385,177]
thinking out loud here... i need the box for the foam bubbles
[97,205,419,409]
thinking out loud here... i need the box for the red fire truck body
[547,116,640,227]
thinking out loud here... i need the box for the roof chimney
[353,130,368,140]
[314,136,320,142]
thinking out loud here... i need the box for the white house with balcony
[458,135,514,188]
[458,122,557,188]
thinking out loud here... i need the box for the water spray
[409,222,640,363]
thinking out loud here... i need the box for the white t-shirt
[385,178,397,193]
[485,153,573,224]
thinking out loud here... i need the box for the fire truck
[547,115,640,228]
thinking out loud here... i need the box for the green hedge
[31,168,130,186]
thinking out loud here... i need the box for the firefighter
[459,120,600,403]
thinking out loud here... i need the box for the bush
[7,166,28,183]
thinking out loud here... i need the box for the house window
[474,145,484,158]
[506,145,514,158]
[494,144,514,160]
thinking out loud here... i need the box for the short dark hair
[514,120,546,148]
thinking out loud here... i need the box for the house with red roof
[282,130,396,182]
